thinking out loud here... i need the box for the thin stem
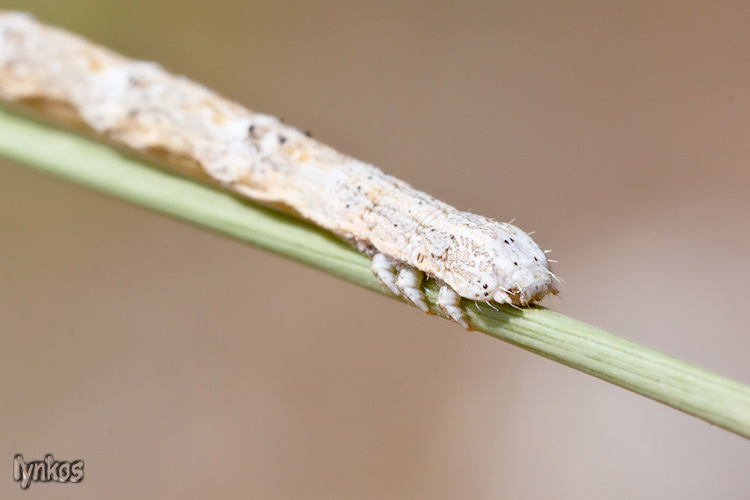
[1,105,749,439]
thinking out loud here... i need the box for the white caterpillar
[0,11,558,328]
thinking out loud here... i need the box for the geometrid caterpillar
[0,11,559,329]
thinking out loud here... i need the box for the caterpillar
[0,11,558,329]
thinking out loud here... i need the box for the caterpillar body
[0,11,558,328]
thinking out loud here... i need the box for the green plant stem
[1,105,748,439]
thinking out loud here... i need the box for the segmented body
[0,11,557,328]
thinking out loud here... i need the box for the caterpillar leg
[372,253,430,313]
[373,253,468,327]
[396,267,430,312]
[437,285,470,329]
[371,253,401,296]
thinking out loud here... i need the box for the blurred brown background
[1,1,749,498]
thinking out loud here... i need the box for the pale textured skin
[0,11,558,327]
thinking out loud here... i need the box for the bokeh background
[1,1,749,498]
